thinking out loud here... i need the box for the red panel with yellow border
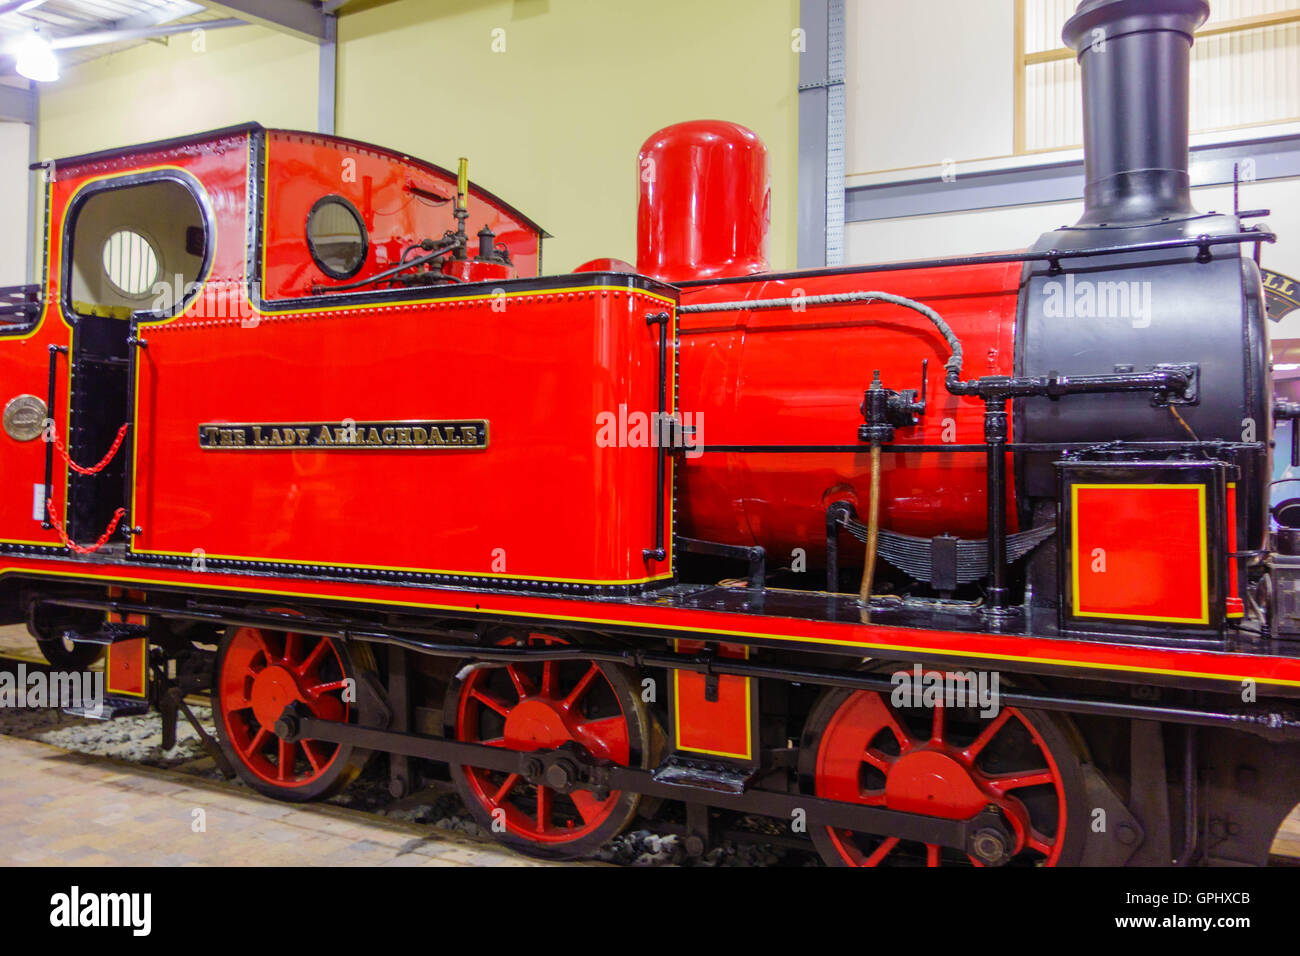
[671,639,757,763]
[1060,459,1228,632]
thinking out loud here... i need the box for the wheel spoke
[880,703,915,754]
[536,786,554,834]
[250,629,275,665]
[243,726,270,759]
[961,708,1014,762]
[930,700,946,744]
[986,768,1056,796]
[862,835,899,866]
[312,678,350,695]
[277,739,296,781]
[296,638,329,677]
[1026,833,1054,855]
[492,773,520,805]
[506,665,534,699]
[539,660,559,698]
[562,664,601,709]
[471,689,513,718]
[282,631,300,665]
[926,844,941,867]
[301,739,326,773]
[862,747,895,774]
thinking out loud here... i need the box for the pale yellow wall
[34,1,800,277]
[37,24,317,161]
[337,0,801,273]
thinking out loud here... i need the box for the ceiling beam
[195,0,328,42]
[50,18,245,50]
[0,0,49,17]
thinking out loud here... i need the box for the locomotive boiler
[2,0,1300,867]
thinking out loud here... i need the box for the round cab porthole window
[101,229,160,297]
[306,196,368,280]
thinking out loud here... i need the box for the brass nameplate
[198,420,489,450]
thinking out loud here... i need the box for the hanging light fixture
[14,28,58,82]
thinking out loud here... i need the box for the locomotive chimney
[1063,0,1209,227]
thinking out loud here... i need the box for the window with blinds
[1017,0,1300,154]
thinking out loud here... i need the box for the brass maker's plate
[4,394,47,442]
[198,420,489,450]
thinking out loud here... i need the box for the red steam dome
[636,120,770,283]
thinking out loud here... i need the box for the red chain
[45,498,125,555]
[50,422,130,476]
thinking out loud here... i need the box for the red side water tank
[636,120,770,283]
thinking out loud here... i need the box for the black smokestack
[1063,0,1209,226]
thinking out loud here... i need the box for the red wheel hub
[250,665,308,729]
[218,628,350,788]
[456,641,633,845]
[814,681,1069,866]
[884,750,989,819]
[505,698,578,751]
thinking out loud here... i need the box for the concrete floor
[0,735,560,867]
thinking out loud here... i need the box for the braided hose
[678,290,964,377]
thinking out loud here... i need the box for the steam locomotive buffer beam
[277,704,1018,864]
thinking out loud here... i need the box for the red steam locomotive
[2,0,1299,866]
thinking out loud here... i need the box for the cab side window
[67,178,208,319]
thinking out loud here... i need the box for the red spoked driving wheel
[446,632,653,859]
[214,626,373,801]
[799,673,1086,866]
